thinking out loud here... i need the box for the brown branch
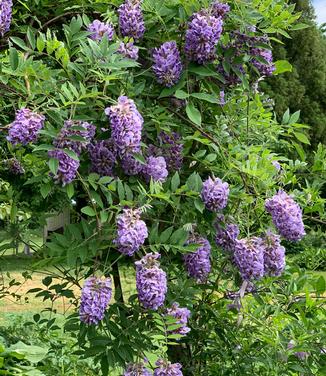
[40,11,101,31]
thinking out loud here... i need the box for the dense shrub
[0,0,325,375]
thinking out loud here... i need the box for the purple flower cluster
[184,236,211,283]
[4,158,25,175]
[148,132,183,172]
[48,149,80,186]
[251,47,275,76]
[135,253,167,310]
[0,0,12,36]
[79,276,112,325]
[7,108,45,145]
[152,41,182,87]
[160,132,183,171]
[54,120,96,155]
[154,359,183,376]
[88,140,117,176]
[201,176,229,212]
[124,363,152,376]
[118,0,145,41]
[185,9,223,64]
[233,237,265,281]
[121,153,143,175]
[211,1,230,19]
[265,190,305,241]
[87,19,114,41]
[263,232,285,276]
[115,208,148,256]
[143,156,168,183]
[166,302,191,337]
[215,221,239,252]
[118,41,139,60]
[287,341,309,360]
[105,96,143,157]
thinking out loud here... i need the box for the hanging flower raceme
[87,19,114,41]
[211,1,230,19]
[215,218,239,252]
[265,190,305,241]
[152,41,182,87]
[88,140,117,176]
[263,231,285,276]
[118,41,139,60]
[251,47,275,76]
[7,109,45,145]
[124,362,152,376]
[135,253,167,310]
[184,236,211,283]
[233,237,265,281]
[185,9,223,64]
[54,120,96,155]
[79,276,112,325]
[118,0,145,41]
[114,208,148,256]
[159,132,183,172]
[4,158,25,175]
[154,359,183,376]
[105,96,144,157]
[121,153,143,175]
[201,176,229,212]
[0,0,12,36]
[166,303,191,337]
[142,156,168,183]
[48,149,80,186]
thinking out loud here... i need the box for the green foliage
[0,0,325,375]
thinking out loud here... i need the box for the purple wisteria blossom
[79,276,112,325]
[135,253,167,310]
[272,160,281,171]
[185,9,223,64]
[4,158,25,175]
[184,236,211,283]
[118,0,145,41]
[154,359,183,376]
[88,140,117,176]
[201,176,229,212]
[152,41,182,87]
[251,48,275,76]
[48,149,80,186]
[118,41,139,60]
[0,0,12,36]
[54,120,96,155]
[143,156,168,183]
[219,90,226,105]
[105,96,143,156]
[115,208,148,256]
[265,190,305,241]
[211,1,230,19]
[233,237,265,281]
[87,19,114,41]
[263,231,285,277]
[287,341,309,360]
[215,220,239,252]
[148,132,183,172]
[121,153,143,175]
[166,303,191,337]
[7,109,45,145]
[124,363,152,376]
